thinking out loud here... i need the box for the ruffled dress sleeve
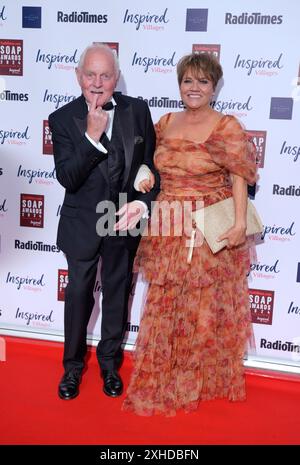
[204,115,258,185]
[154,113,172,148]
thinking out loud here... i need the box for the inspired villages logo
[15,307,54,327]
[0,5,7,22]
[234,52,283,76]
[0,126,29,145]
[123,8,169,31]
[131,50,176,73]
[6,272,45,291]
[35,48,78,70]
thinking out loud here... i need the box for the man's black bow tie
[102,101,114,111]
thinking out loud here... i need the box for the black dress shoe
[102,370,123,397]
[58,369,82,400]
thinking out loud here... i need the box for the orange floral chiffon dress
[123,113,257,416]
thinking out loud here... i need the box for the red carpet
[0,336,300,445]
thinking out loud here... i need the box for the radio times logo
[249,289,274,325]
[0,39,23,76]
[137,95,183,109]
[246,130,266,168]
[58,269,68,301]
[260,338,300,356]
[273,184,300,197]
[43,120,53,155]
[20,194,44,228]
[192,44,220,60]
[15,239,60,253]
[225,12,283,25]
[57,11,108,23]
[0,89,29,102]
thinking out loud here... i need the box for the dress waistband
[161,186,230,197]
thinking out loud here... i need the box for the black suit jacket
[49,93,159,260]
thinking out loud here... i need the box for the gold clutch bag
[192,197,263,254]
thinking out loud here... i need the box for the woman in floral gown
[123,53,257,416]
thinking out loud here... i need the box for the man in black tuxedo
[49,43,159,400]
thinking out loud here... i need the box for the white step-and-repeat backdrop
[1,0,300,371]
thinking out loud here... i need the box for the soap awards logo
[93,41,119,57]
[249,288,274,325]
[20,194,44,228]
[0,39,23,76]
[43,120,53,155]
[246,130,267,168]
[192,44,220,60]
[57,269,68,301]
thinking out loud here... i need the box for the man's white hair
[77,43,119,74]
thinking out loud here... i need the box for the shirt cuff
[135,200,149,219]
[85,132,107,154]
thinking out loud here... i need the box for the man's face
[76,49,119,107]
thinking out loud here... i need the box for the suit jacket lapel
[73,94,88,135]
[114,93,134,189]
[73,115,86,135]
[73,95,110,186]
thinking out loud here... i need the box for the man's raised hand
[87,93,109,142]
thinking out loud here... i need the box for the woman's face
[179,68,214,110]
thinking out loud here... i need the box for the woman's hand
[138,171,155,193]
[218,223,247,249]
[221,174,248,249]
